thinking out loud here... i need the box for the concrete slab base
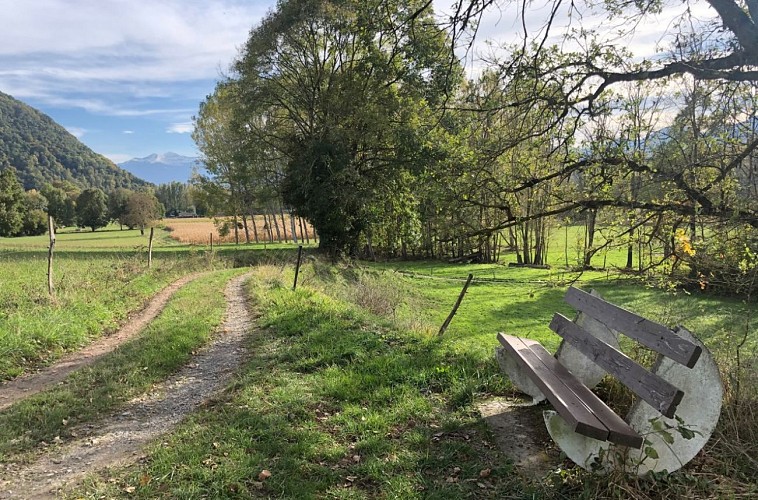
[479,398,556,479]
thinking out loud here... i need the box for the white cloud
[123,130,135,134]
[65,126,86,138]
[167,122,193,134]
[0,1,272,115]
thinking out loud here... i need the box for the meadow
[1,223,755,498]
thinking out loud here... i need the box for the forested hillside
[0,91,148,190]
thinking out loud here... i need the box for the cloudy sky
[0,1,712,164]
[0,0,274,163]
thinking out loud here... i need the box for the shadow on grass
[110,283,530,499]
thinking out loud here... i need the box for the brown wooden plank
[549,314,684,418]
[565,287,702,368]
[525,344,643,449]
[497,333,609,441]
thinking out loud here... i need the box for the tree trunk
[250,209,259,244]
[583,209,597,268]
[270,206,282,242]
[263,213,274,242]
[289,212,298,244]
[242,213,251,244]
[279,203,289,242]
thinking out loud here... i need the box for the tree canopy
[191,0,757,291]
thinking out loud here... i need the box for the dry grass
[164,216,315,245]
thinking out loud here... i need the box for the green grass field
[1,223,755,497]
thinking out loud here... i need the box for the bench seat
[498,333,644,449]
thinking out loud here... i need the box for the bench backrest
[549,287,701,418]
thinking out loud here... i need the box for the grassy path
[0,269,247,465]
[0,272,206,411]
[0,271,254,499]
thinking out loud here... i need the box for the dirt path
[0,273,253,499]
[0,272,204,411]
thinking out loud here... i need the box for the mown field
[1,224,756,498]
[165,216,316,245]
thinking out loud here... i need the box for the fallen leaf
[352,454,361,463]
[258,469,272,481]
[479,468,491,478]
[124,486,136,494]
[452,466,461,474]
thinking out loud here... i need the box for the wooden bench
[496,286,723,474]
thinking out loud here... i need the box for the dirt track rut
[0,273,253,499]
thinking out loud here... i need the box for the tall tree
[108,188,133,230]
[76,188,109,232]
[42,183,77,227]
[121,191,163,235]
[232,0,459,255]
[0,167,24,236]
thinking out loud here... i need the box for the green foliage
[41,183,77,227]
[121,191,163,232]
[0,166,24,236]
[75,187,109,231]
[0,91,149,191]
[155,181,194,216]
[202,0,460,256]
[107,187,132,227]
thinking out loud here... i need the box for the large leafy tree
[0,167,24,236]
[76,188,109,232]
[41,183,77,227]
[121,191,163,235]
[231,0,459,255]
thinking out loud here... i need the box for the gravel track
[0,272,205,411]
[0,273,253,499]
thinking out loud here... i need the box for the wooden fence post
[148,227,154,269]
[438,274,473,336]
[293,245,303,291]
[210,232,213,252]
[47,215,55,296]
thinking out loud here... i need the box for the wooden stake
[210,232,213,251]
[438,274,473,336]
[293,245,303,291]
[47,215,55,296]
[148,227,154,269]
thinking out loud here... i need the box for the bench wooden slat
[550,313,684,418]
[565,287,702,368]
[497,333,609,442]
[524,343,643,448]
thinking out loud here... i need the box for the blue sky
[0,0,276,163]
[0,1,704,164]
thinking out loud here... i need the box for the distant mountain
[0,91,149,191]
[118,152,202,185]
